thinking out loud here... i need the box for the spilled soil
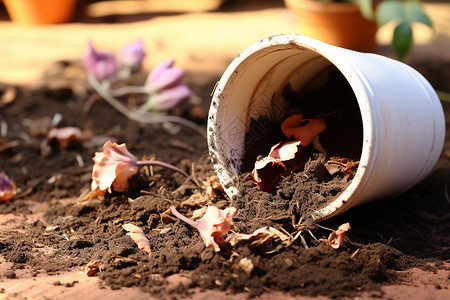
[237,70,362,232]
[0,60,449,299]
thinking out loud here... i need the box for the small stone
[3,270,16,279]
[239,257,254,275]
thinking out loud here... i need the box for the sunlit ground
[0,0,448,85]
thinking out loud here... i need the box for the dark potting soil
[236,151,354,233]
[0,61,449,299]
[237,70,362,232]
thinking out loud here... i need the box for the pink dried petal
[91,141,138,194]
[327,223,351,249]
[281,114,326,146]
[254,140,301,170]
[203,175,224,197]
[234,227,273,242]
[85,260,103,276]
[123,223,152,255]
[170,204,236,252]
[251,141,301,190]
[47,127,85,148]
[0,173,16,202]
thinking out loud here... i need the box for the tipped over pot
[207,35,445,221]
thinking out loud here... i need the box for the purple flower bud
[82,41,116,82]
[148,84,193,110]
[145,59,184,92]
[118,39,146,71]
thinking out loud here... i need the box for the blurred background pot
[284,0,378,52]
[3,0,77,25]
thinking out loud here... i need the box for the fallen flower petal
[251,141,301,191]
[91,141,138,194]
[234,227,289,245]
[123,223,152,255]
[85,260,103,276]
[47,127,90,148]
[83,140,195,201]
[327,222,351,249]
[281,114,326,146]
[203,175,224,198]
[253,140,301,172]
[227,226,293,253]
[0,173,16,202]
[170,204,236,252]
[82,41,116,82]
[229,226,274,246]
[326,157,360,177]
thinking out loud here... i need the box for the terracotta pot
[284,0,377,52]
[3,0,77,25]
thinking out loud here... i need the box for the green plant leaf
[375,1,404,27]
[403,1,433,28]
[353,0,373,20]
[392,21,413,61]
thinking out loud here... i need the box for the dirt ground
[1,1,450,300]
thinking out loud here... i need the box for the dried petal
[47,127,87,148]
[0,173,16,202]
[118,39,146,71]
[123,223,152,255]
[203,175,224,197]
[85,260,103,276]
[229,227,273,246]
[325,158,360,178]
[327,223,351,249]
[233,227,288,245]
[170,204,236,252]
[82,41,116,82]
[251,141,301,191]
[281,114,326,146]
[91,141,138,194]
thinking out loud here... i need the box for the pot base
[285,0,378,52]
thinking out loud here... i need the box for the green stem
[110,85,147,97]
[87,75,205,136]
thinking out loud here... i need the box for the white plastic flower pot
[207,35,445,221]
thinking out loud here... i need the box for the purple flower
[82,41,116,82]
[144,59,193,110]
[0,173,16,202]
[148,85,194,110]
[118,39,146,71]
[145,60,184,92]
